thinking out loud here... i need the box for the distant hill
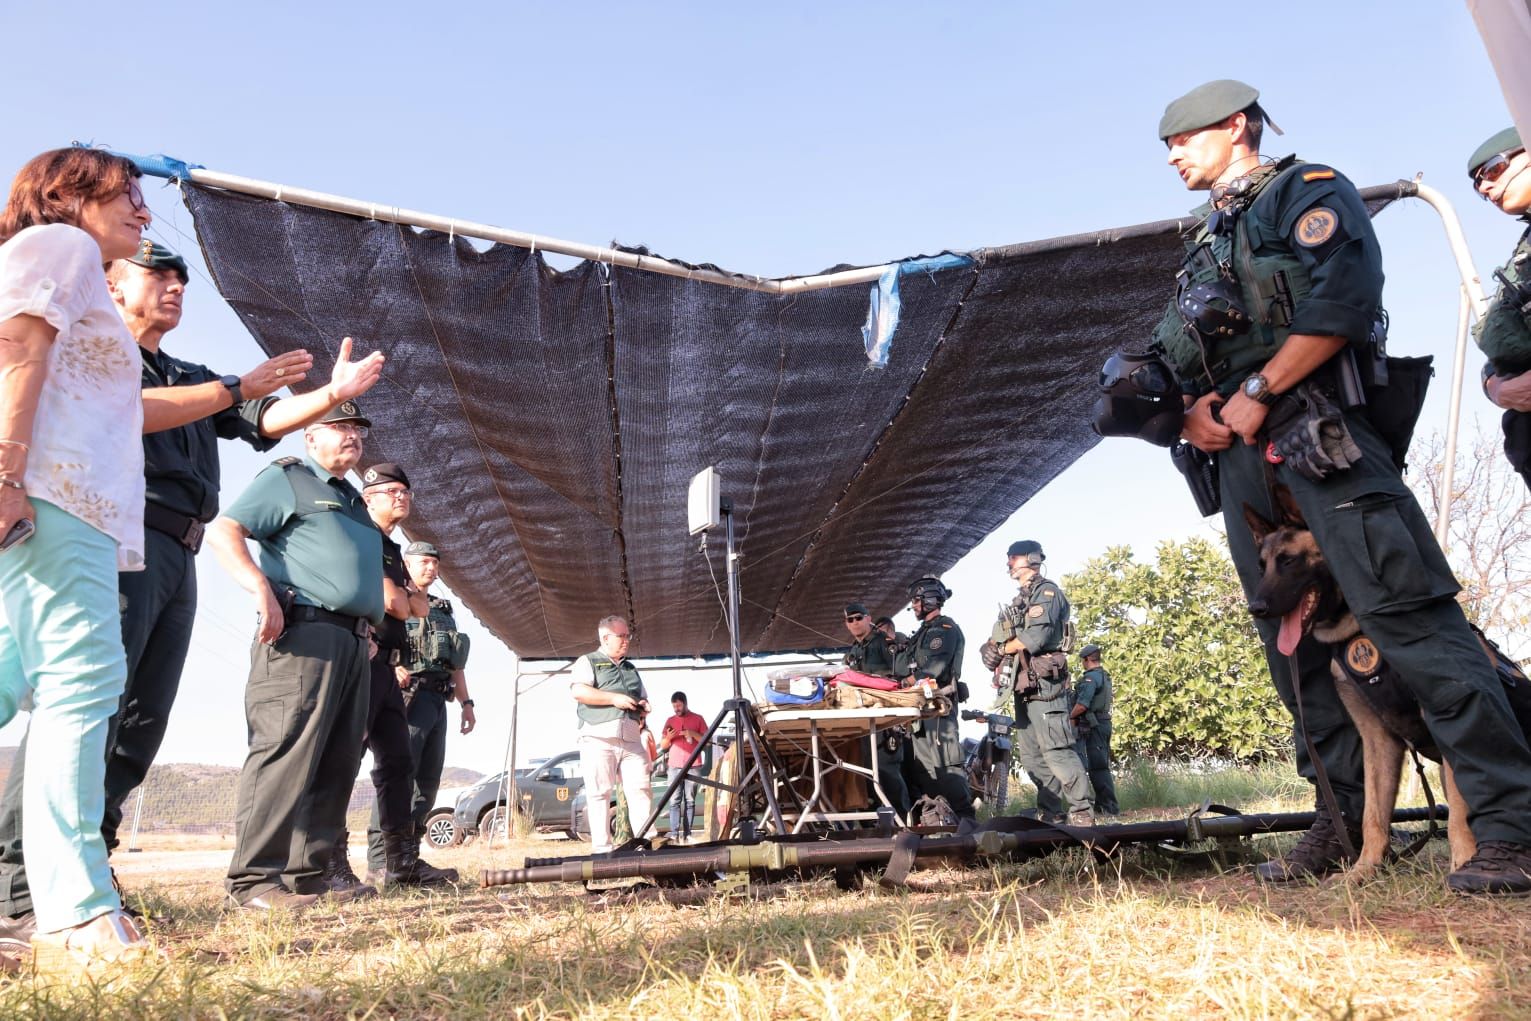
[0,748,484,839]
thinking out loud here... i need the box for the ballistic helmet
[1006,540,1045,566]
[1091,349,1185,448]
[907,576,951,607]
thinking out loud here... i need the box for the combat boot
[321,831,377,900]
[381,831,453,887]
[1446,842,1531,896]
[1254,807,1360,882]
[411,829,459,884]
[1067,809,1096,828]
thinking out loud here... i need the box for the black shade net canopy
[180,181,1405,661]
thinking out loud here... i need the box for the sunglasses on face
[1474,150,1524,195]
[844,614,866,623]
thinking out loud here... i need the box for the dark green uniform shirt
[140,348,279,521]
[1475,220,1531,376]
[906,614,964,720]
[1074,666,1113,724]
[223,455,385,624]
[1000,576,1069,655]
[844,631,897,678]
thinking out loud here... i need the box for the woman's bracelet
[0,477,24,490]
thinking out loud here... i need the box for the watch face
[221,375,241,389]
[1244,376,1263,397]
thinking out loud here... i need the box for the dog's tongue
[1277,607,1304,656]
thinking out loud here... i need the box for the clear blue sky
[0,2,1520,776]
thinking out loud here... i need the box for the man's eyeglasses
[1474,150,1524,195]
[844,614,866,623]
[367,487,411,501]
[321,422,369,438]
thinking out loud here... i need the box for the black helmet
[1092,350,1185,448]
[1006,540,1045,565]
[907,576,951,607]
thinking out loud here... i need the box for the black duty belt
[290,604,371,638]
[144,502,206,553]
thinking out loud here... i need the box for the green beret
[404,541,439,558]
[125,240,189,283]
[1468,126,1523,178]
[1158,79,1281,141]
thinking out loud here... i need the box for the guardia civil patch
[929,636,943,651]
[1344,636,1380,676]
[1301,168,1336,182]
[1295,207,1339,247]
[1028,605,1045,619]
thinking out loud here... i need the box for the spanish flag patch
[1302,169,1336,182]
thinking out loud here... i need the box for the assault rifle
[992,601,1033,696]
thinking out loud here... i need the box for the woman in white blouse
[0,147,154,972]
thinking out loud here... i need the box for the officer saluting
[1155,80,1531,893]
[981,541,1092,827]
[901,578,975,825]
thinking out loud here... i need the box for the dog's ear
[1273,485,1307,528]
[1243,502,1277,546]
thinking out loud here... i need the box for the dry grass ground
[3,768,1528,1020]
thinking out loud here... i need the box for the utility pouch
[956,681,970,704]
[1170,441,1221,517]
[1266,382,1363,483]
[1362,355,1433,472]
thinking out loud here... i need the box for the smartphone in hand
[0,518,34,553]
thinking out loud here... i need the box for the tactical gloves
[979,640,1003,671]
[1265,382,1363,482]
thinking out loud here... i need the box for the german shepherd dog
[1242,488,1531,880]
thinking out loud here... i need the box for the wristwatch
[219,374,243,405]
[461,699,475,708]
[1241,372,1277,406]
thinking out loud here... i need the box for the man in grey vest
[570,616,653,854]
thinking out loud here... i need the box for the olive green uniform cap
[1158,78,1282,141]
[1468,126,1524,177]
[125,239,189,283]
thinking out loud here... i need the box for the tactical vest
[575,652,644,727]
[1156,157,1318,396]
[1082,666,1112,718]
[1474,221,1531,375]
[405,596,470,675]
[275,457,362,520]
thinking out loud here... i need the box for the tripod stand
[632,498,794,844]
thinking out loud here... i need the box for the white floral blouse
[0,224,144,570]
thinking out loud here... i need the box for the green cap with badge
[404,541,439,558]
[1468,126,1523,178]
[125,239,189,283]
[316,399,371,427]
[1158,79,1283,141]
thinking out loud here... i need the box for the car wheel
[480,805,510,841]
[425,810,460,849]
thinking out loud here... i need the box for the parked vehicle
[960,707,1014,811]
[452,750,585,841]
[424,784,473,848]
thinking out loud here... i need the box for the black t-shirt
[376,529,409,650]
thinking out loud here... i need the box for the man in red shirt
[658,692,707,837]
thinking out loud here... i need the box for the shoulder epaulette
[274,456,303,467]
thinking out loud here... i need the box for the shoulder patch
[929,636,943,651]
[1027,604,1045,619]
[1301,168,1336,182]
[1037,588,1056,601]
[1295,207,1339,248]
[1344,635,1380,676]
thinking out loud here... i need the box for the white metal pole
[1437,287,1474,549]
[181,167,891,296]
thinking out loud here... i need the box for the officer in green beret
[980,541,1092,826]
[205,400,389,910]
[0,242,384,932]
[900,577,975,826]
[1152,80,1531,893]
[1468,126,1531,491]
[363,540,477,881]
[1070,644,1118,816]
[843,601,912,819]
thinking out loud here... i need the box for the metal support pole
[1437,287,1474,549]
[126,786,146,853]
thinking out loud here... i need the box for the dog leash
[1285,653,1359,864]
